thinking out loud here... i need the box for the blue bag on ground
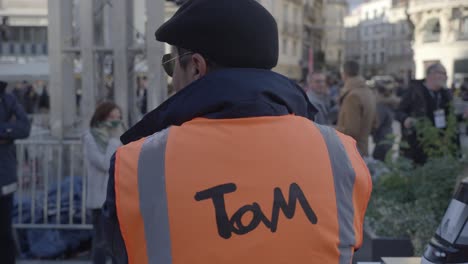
[13,176,92,258]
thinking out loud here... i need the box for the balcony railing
[0,42,48,57]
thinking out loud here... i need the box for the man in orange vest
[101,0,372,263]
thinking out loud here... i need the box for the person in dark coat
[396,63,452,164]
[12,81,26,107]
[23,84,38,114]
[0,80,31,264]
[37,81,50,112]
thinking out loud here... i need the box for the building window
[292,40,297,56]
[431,21,440,34]
[373,40,377,49]
[460,17,468,39]
[9,27,20,42]
[23,27,32,42]
[294,7,299,25]
[381,39,385,48]
[31,44,36,55]
[282,38,288,55]
[380,52,384,63]
[372,53,376,64]
[423,18,441,42]
[34,27,47,43]
[364,54,368,64]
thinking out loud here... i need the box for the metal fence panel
[13,139,92,230]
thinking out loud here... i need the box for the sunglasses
[162,52,194,77]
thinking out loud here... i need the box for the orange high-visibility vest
[115,115,372,264]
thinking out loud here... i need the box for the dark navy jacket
[102,69,317,262]
[0,92,31,196]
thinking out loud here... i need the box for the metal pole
[146,0,167,112]
[111,0,135,125]
[79,0,97,129]
[48,0,75,139]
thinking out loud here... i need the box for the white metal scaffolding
[47,0,166,138]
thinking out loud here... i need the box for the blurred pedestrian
[37,81,50,112]
[305,72,332,125]
[23,83,38,114]
[395,78,407,97]
[327,75,341,125]
[372,84,399,161]
[337,60,377,156]
[460,78,468,102]
[137,76,148,116]
[76,87,83,112]
[0,80,31,264]
[396,63,453,164]
[83,102,123,264]
[12,81,26,107]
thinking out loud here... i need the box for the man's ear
[191,54,208,79]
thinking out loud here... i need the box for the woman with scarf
[83,102,123,264]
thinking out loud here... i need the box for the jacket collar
[342,76,366,92]
[340,76,366,101]
[121,68,317,144]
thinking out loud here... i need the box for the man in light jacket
[337,61,377,156]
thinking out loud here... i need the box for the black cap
[156,0,279,69]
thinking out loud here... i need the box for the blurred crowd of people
[11,80,50,115]
[302,61,468,164]
[2,61,468,262]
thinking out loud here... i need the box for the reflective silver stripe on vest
[137,128,172,264]
[316,124,357,264]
